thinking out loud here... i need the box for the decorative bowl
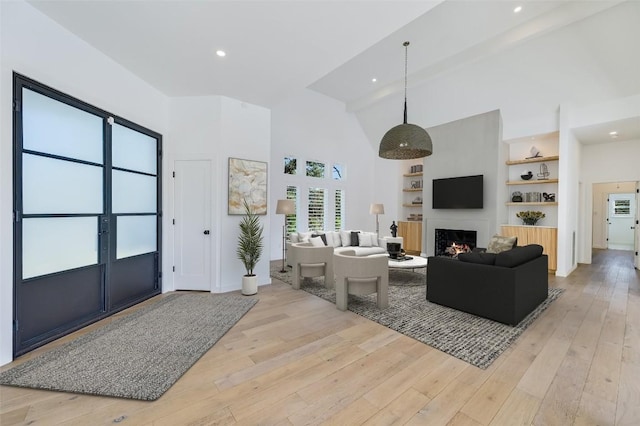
[520,172,533,180]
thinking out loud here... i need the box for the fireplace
[435,228,477,257]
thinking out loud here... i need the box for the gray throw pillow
[485,235,517,254]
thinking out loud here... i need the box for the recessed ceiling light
[514,6,522,13]
[609,131,618,137]
[216,50,226,57]
[372,78,377,83]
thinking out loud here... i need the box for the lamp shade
[379,124,433,159]
[369,203,385,215]
[379,41,433,160]
[276,199,295,215]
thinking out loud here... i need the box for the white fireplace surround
[424,218,491,257]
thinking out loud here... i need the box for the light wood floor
[1,249,639,425]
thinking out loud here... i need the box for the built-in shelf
[505,155,559,166]
[506,178,559,186]
[506,202,558,206]
[401,166,423,253]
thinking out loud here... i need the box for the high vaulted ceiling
[27,0,440,107]
[26,0,640,142]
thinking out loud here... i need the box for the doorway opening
[591,181,639,270]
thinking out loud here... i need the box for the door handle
[204,230,210,235]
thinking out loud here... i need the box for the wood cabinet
[501,225,557,272]
[398,221,422,255]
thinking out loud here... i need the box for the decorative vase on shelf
[511,191,523,202]
[516,210,545,226]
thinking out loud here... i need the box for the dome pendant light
[379,41,433,160]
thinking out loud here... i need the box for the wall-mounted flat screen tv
[432,175,484,209]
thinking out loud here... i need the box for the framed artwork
[228,157,268,215]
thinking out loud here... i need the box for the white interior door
[174,160,211,291]
[607,193,635,251]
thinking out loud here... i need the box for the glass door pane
[112,170,157,214]
[22,88,103,164]
[22,217,98,279]
[112,124,157,174]
[116,216,157,259]
[22,153,103,214]
[111,123,158,260]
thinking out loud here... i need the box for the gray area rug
[272,263,562,369]
[0,293,257,400]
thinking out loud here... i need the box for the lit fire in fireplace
[445,242,471,258]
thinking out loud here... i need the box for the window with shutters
[334,189,344,230]
[284,156,346,233]
[286,185,298,234]
[308,187,326,231]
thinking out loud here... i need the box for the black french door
[12,73,162,357]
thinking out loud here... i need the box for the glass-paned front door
[109,122,160,306]
[13,74,162,357]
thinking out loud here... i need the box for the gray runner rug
[0,293,257,400]
[271,263,562,369]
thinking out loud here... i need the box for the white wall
[556,105,580,276]
[219,97,271,291]
[0,1,170,366]
[166,96,222,293]
[168,95,271,293]
[269,89,383,259]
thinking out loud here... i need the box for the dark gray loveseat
[426,244,549,325]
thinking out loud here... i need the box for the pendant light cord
[403,41,409,124]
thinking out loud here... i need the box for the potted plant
[516,210,546,226]
[237,199,264,295]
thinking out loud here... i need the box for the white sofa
[288,230,388,258]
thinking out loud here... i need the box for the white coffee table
[388,255,428,271]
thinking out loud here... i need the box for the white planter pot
[242,275,258,296]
